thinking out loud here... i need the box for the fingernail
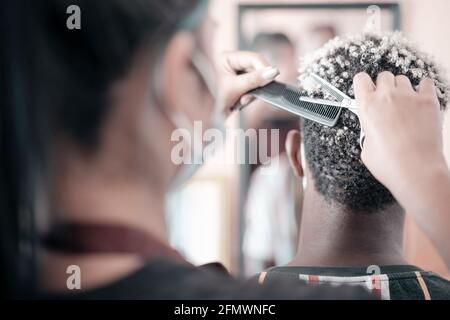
[262,66,279,81]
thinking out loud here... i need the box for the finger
[419,78,441,113]
[376,71,395,91]
[230,94,256,112]
[353,72,375,102]
[234,67,279,93]
[395,75,413,91]
[418,78,437,97]
[224,51,271,73]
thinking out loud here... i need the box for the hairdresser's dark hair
[1,0,203,297]
[299,32,449,213]
[33,0,203,153]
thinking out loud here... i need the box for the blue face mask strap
[177,0,209,31]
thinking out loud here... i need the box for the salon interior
[2,0,450,303]
[168,0,450,279]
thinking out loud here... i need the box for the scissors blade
[310,73,350,102]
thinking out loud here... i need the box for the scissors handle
[346,100,365,149]
[341,98,359,113]
[306,73,365,148]
[359,127,365,149]
[346,100,364,148]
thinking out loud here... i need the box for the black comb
[249,81,342,127]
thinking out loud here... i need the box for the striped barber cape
[256,265,450,300]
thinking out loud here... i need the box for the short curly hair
[298,32,449,213]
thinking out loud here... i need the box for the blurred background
[166,0,450,279]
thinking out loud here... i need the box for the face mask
[166,51,226,191]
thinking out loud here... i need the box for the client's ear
[286,130,304,178]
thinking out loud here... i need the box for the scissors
[299,73,365,148]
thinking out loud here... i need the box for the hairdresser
[0,0,375,299]
[354,71,450,270]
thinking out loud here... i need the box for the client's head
[287,32,449,213]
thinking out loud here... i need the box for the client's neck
[290,186,406,267]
